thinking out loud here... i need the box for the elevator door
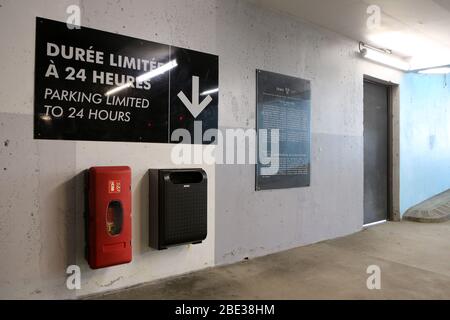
[363,80,389,225]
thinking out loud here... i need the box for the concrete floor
[92,221,450,299]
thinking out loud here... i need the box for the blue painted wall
[400,73,450,215]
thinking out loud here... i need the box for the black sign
[256,70,311,190]
[34,18,218,144]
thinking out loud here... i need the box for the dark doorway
[363,80,389,225]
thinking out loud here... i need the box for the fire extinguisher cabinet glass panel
[149,168,207,250]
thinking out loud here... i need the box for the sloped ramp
[403,189,450,223]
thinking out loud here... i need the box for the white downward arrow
[177,76,213,118]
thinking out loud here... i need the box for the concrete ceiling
[249,0,450,70]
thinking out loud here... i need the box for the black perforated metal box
[149,168,207,250]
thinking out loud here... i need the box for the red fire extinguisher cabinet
[85,166,132,269]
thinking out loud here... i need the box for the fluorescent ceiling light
[105,59,178,96]
[368,32,450,70]
[200,88,219,96]
[105,83,132,96]
[136,59,178,83]
[418,67,450,74]
[361,46,410,71]
[40,114,52,121]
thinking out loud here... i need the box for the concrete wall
[0,0,403,298]
[400,73,450,214]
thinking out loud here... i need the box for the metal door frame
[363,75,401,223]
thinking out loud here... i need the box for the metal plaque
[256,70,311,190]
